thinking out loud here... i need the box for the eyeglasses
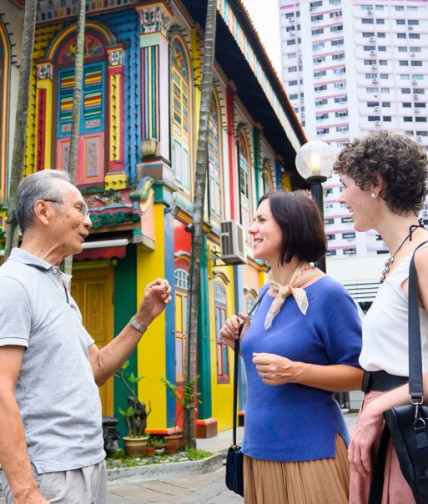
[44,199,90,218]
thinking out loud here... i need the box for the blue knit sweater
[241,276,362,462]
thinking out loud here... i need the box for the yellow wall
[136,203,168,430]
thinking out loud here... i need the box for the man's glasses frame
[44,199,90,218]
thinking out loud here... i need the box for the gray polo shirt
[0,248,104,473]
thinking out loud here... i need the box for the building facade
[278,0,428,259]
[0,0,306,438]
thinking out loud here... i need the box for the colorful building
[0,0,306,438]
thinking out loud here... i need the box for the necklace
[379,221,425,284]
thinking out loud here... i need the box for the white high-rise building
[278,0,428,263]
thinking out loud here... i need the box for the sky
[240,0,281,75]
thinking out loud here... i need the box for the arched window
[238,130,252,234]
[262,160,274,194]
[171,37,192,194]
[215,282,229,382]
[54,31,108,185]
[175,268,189,382]
[208,92,222,220]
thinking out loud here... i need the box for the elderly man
[0,170,171,503]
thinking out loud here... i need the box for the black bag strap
[408,240,428,402]
[369,239,428,504]
[232,288,267,446]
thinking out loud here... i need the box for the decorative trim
[104,172,129,191]
[136,3,172,38]
[213,271,231,285]
[36,62,53,81]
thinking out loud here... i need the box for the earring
[371,192,377,198]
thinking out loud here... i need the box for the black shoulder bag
[370,241,428,504]
[225,290,267,497]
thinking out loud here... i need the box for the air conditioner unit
[372,78,378,83]
[375,120,381,126]
[289,31,295,36]
[288,17,294,23]
[417,135,423,141]
[369,36,375,42]
[410,52,415,58]
[408,26,413,31]
[220,220,247,265]
[415,109,420,114]
[373,106,379,112]
[372,64,377,70]
[413,80,419,85]
[414,94,419,101]
[368,9,373,15]
[370,50,376,56]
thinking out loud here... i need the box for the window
[399,60,409,66]
[397,33,407,39]
[408,20,419,26]
[330,25,343,32]
[311,14,324,22]
[175,268,189,381]
[326,234,336,240]
[314,70,326,78]
[382,102,391,107]
[409,34,420,40]
[362,19,374,24]
[334,81,346,89]
[343,232,356,240]
[55,32,108,185]
[344,248,356,256]
[238,129,252,234]
[325,218,335,225]
[327,249,337,257]
[411,61,422,67]
[315,84,327,91]
[336,125,349,132]
[335,96,347,103]
[316,113,329,120]
[331,38,344,46]
[208,94,222,220]
[396,19,405,25]
[313,56,326,64]
[383,116,391,122]
[287,40,296,46]
[316,98,328,106]
[332,53,345,60]
[313,42,325,51]
[403,117,413,122]
[215,283,229,381]
[415,117,427,123]
[341,217,353,224]
[312,28,324,36]
[171,38,192,192]
[335,110,348,118]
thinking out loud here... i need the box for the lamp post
[295,140,336,272]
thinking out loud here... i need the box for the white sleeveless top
[360,243,428,376]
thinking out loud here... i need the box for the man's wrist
[129,316,149,334]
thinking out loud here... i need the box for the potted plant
[146,434,164,456]
[115,361,151,457]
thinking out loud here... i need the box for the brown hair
[333,130,428,215]
[258,190,327,265]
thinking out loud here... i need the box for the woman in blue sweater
[220,190,363,503]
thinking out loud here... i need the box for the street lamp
[295,140,336,272]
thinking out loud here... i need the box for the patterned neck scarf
[264,262,319,329]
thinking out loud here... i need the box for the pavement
[0,412,359,503]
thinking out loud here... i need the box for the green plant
[147,435,165,449]
[115,361,151,437]
[184,447,212,460]
[161,375,201,412]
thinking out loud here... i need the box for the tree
[64,0,86,275]
[183,0,217,448]
[4,0,37,259]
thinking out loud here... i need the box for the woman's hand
[253,352,302,385]
[219,312,250,349]
[348,401,384,477]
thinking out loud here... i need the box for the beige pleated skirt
[243,435,349,504]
